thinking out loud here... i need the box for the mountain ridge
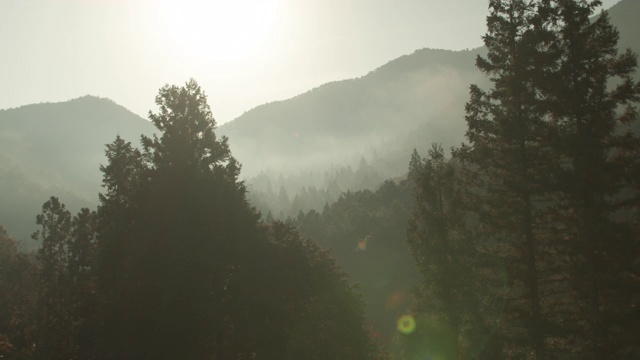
[1,0,637,237]
[0,95,154,242]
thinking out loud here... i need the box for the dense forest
[1,1,639,359]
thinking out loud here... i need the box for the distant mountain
[222,0,639,180]
[1,0,637,238]
[220,48,484,178]
[606,0,640,54]
[219,0,640,217]
[0,95,154,242]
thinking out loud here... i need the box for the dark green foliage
[91,79,384,359]
[1,80,387,359]
[404,144,487,359]
[455,2,556,358]
[294,178,419,347]
[32,197,74,360]
[68,208,98,359]
[31,198,99,359]
[236,221,388,359]
[94,80,261,358]
[540,1,640,357]
[0,226,37,360]
[449,1,640,359]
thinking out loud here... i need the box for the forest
[1,1,639,359]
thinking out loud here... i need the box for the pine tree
[541,1,640,357]
[93,79,386,359]
[93,135,146,358]
[94,80,260,358]
[32,197,73,360]
[67,208,97,358]
[454,1,558,358]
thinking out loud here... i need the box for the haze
[0,0,619,124]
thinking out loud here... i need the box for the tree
[67,208,97,359]
[541,1,640,357]
[31,197,99,359]
[94,80,260,359]
[32,197,73,360]
[454,1,558,358]
[94,79,385,359]
[233,221,388,359]
[405,144,490,359]
[92,135,147,358]
[456,1,640,358]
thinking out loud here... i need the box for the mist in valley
[1,1,639,359]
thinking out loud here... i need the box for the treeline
[291,178,419,346]
[0,81,388,359]
[1,1,639,359]
[248,157,385,219]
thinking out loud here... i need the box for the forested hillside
[2,1,637,231]
[222,0,640,219]
[220,48,482,177]
[0,1,638,359]
[0,81,388,359]
[0,96,154,242]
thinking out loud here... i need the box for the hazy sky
[0,0,620,124]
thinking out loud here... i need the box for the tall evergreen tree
[94,79,385,359]
[95,80,260,359]
[67,208,97,359]
[454,1,558,358]
[456,1,640,358]
[31,197,73,360]
[541,1,640,357]
[94,135,146,358]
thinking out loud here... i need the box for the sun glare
[155,0,279,66]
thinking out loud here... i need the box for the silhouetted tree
[94,79,385,359]
[32,197,73,360]
[454,1,559,358]
[67,208,97,358]
[541,1,640,357]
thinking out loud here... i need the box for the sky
[0,0,620,124]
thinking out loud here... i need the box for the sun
[155,0,279,66]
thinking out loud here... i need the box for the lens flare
[356,240,367,251]
[356,235,371,251]
[397,314,417,334]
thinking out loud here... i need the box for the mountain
[220,48,485,178]
[1,0,638,238]
[606,0,640,54]
[0,95,154,242]
[218,0,639,217]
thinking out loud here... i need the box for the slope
[219,0,639,218]
[220,48,484,178]
[0,95,155,242]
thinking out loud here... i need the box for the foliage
[294,178,419,347]
[447,1,640,358]
[0,226,37,360]
[90,79,384,359]
[404,144,487,359]
[541,1,640,357]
